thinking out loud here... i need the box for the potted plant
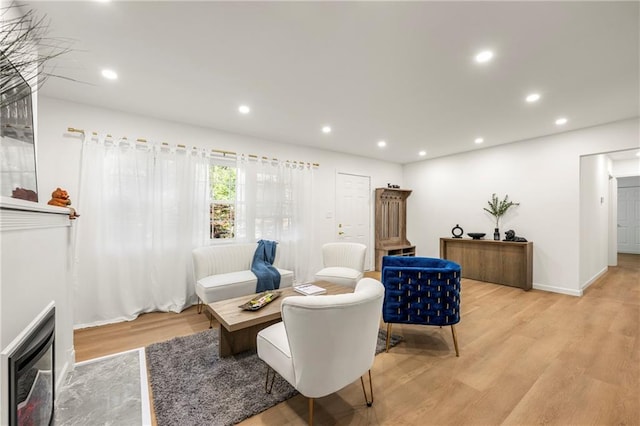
[483,193,519,240]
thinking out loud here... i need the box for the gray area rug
[146,328,401,426]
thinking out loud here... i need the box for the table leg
[219,325,234,357]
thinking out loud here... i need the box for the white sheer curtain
[74,135,209,327]
[235,156,314,283]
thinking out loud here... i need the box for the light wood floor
[74,254,640,425]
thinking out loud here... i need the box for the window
[209,162,236,239]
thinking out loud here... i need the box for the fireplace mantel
[0,196,71,231]
[1,196,75,424]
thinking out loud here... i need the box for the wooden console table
[440,238,533,290]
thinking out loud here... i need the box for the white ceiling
[23,1,640,164]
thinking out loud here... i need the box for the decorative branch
[483,193,519,228]
[1,2,75,107]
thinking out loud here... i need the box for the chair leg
[308,397,314,426]
[265,365,276,393]
[385,323,392,352]
[451,324,460,357]
[360,370,374,407]
[197,298,203,314]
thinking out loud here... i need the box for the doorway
[579,148,639,287]
[335,172,371,270]
[607,150,640,258]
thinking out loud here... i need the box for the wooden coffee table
[208,281,352,357]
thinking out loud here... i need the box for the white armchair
[314,242,367,287]
[256,278,384,425]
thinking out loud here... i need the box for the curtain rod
[66,127,320,167]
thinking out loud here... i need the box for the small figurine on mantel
[504,229,527,242]
[47,187,80,220]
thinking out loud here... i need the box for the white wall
[608,176,618,266]
[36,96,404,282]
[613,158,640,177]
[404,118,639,296]
[34,97,639,300]
[579,154,610,288]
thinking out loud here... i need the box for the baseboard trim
[581,266,608,292]
[56,350,74,398]
[533,283,582,297]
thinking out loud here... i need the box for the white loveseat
[192,243,294,308]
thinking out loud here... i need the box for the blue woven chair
[381,256,461,356]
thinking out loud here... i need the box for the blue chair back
[381,256,461,326]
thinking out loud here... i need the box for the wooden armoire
[374,187,415,271]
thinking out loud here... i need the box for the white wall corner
[581,266,608,292]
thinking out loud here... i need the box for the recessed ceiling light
[525,93,541,103]
[474,137,484,144]
[555,117,568,125]
[322,126,331,134]
[418,150,427,156]
[238,105,250,114]
[636,152,640,157]
[377,140,386,148]
[101,69,118,80]
[475,50,494,63]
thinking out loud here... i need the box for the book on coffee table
[293,283,327,296]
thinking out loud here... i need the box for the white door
[618,186,640,254]
[336,173,371,270]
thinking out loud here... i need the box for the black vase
[494,228,500,241]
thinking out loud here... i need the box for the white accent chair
[314,242,367,287]
[257,278,384,425]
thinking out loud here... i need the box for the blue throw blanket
[251,239,281,292]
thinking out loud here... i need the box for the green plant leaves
[482,193,519,226]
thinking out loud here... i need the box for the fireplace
[3,304,55,426]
